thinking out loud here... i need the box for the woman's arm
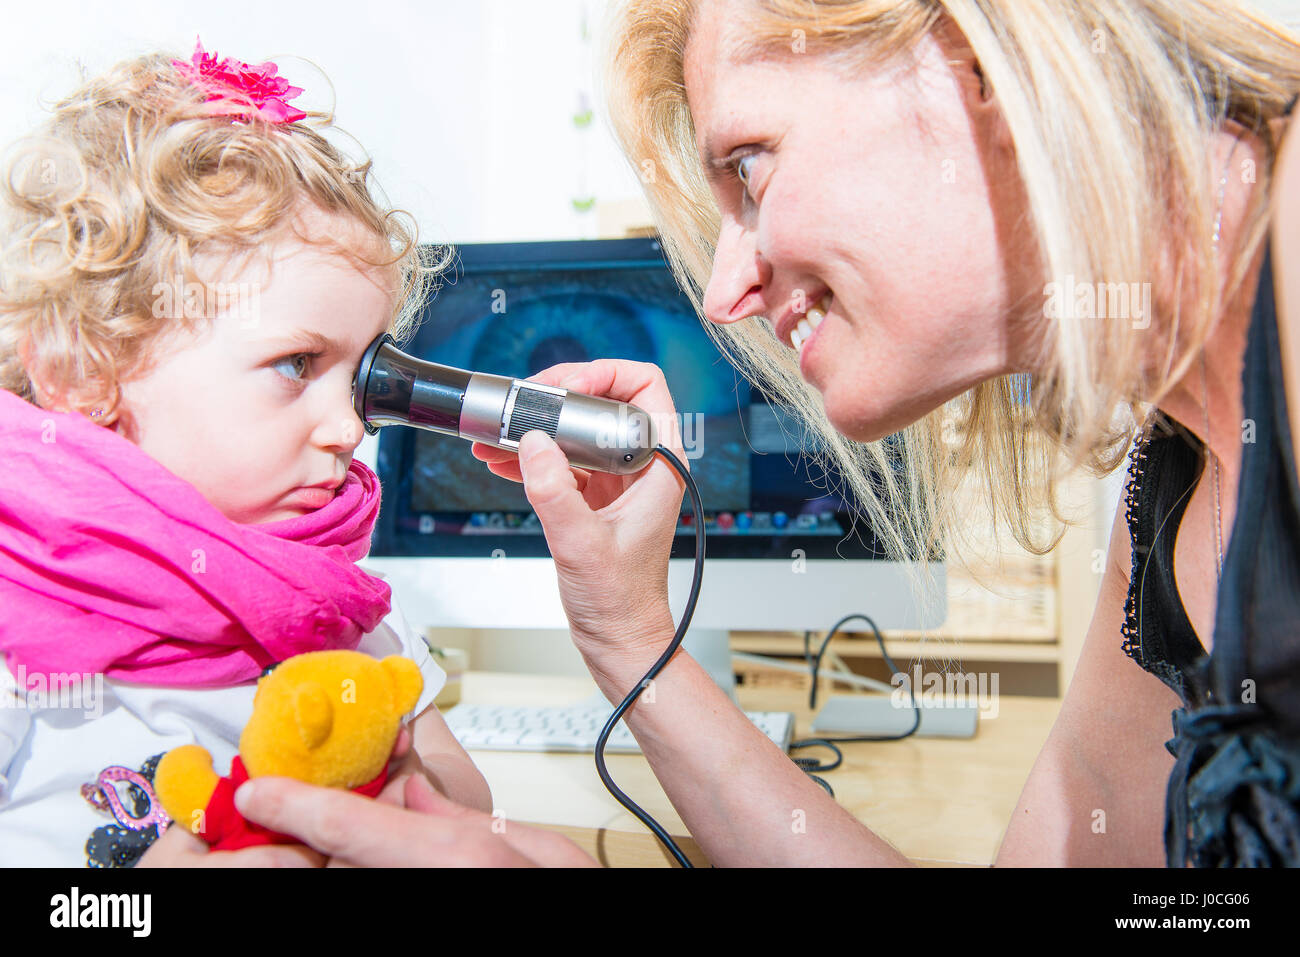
[485,356,913,867]
[576,619,912,866]
[498,360,1175,867]
[995,496,1182,865]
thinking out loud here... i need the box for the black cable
[790,739,842,773]
[806,773,834,797]
[810,613,888,710]
[789,613,921,757]
[592,444,702,869]
[590,464,917,863]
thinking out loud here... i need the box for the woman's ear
[972,61,991,105]
[934,15,991,107]
[934,16,1010,154]
[971,58,1015,155]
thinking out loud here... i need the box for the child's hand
[137,820,326,867]
[374,724,432,809]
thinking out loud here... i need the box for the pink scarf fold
[0,388,392,688]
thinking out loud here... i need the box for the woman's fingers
[233,772,600,868]
[471,360,684,490]
[516,431,602,552]
[470,442,516,465]
[234,776,530,868]
[204,843,327,868]
[478,442,592,493]
[403,774,471,817]
[236,777,434,866]
[402,776,596,867]
[529,359,672,409]
[137,819,324,867]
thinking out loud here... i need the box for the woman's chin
[822,394,890,444]
[832,403,924,445]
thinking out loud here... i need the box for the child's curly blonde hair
[0,49,445,425]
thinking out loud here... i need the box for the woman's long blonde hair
[602,0,1300,597]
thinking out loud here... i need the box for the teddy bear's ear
[379,656,424,717]
[293,683,334,751]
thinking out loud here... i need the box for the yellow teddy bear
[154,650,423,850]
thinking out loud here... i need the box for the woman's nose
[702,218,770,325]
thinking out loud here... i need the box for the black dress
[1121,239,1300,866]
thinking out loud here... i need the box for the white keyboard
[445,703,796,754]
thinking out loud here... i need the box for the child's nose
[337,411,367,451]
[316,401,368,452]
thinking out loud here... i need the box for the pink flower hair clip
[171,37,306,124]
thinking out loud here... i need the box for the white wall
[1253,0,1300,26]
[3,0,1296,235]
[3,0,1294,245]
[0,0,646,246]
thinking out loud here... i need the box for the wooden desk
[458,671,1063,867]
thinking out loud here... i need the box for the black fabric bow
[1165,704,1300,867]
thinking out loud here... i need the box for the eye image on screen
[409,269,750,516]
[371,241,888,561]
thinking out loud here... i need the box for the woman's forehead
[683,0,754,88]
[684,7,788,151]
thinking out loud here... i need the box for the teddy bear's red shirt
[192,756,389,851]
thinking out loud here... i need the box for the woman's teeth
[791,297,830,353]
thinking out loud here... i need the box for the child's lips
[287,487,338,509]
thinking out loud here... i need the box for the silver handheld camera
[352,333,658,475]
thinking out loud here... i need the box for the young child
[0,40,488,866]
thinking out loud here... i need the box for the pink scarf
[0,388,392,688]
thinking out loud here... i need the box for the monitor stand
[573,628,737,711]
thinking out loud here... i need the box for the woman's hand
[137,820,326,867]
[471,360,686,673]
[232,772,599,867]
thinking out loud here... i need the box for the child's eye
[271,353,314,385]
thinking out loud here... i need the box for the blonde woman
[237,0,1300,867]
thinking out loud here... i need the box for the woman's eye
[271,353,312,383]
[736,155,756,189]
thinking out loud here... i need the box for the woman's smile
[795,296,833,382]
[783,293,832,353]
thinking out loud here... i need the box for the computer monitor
[361,239,946,684]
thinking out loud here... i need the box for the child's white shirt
[0,586,443,867]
